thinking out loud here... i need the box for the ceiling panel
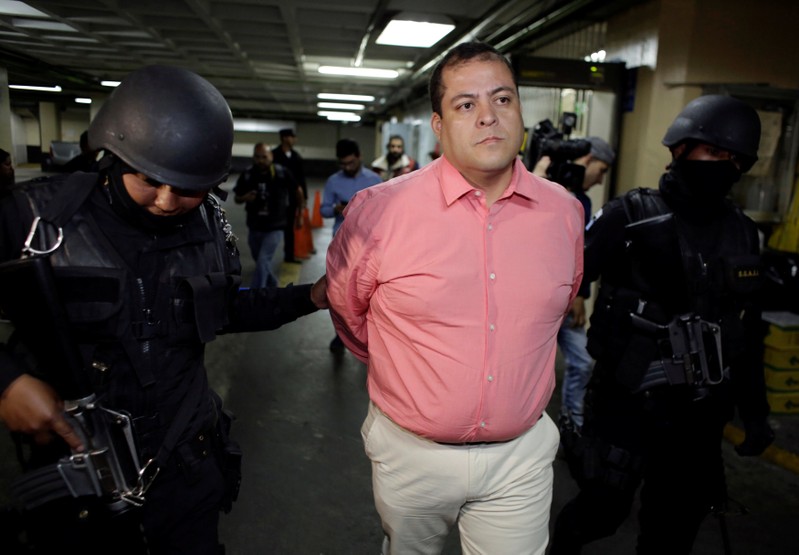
[1,0,644,122]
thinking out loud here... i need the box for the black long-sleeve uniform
[551,171,771,555]
[0,172,318,554]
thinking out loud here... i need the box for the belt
[435,440,512,446]
[434,415,542,446]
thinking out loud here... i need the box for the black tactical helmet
[662,95,760,172]
[89,65,233,190]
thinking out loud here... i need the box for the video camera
[526,112,591,192]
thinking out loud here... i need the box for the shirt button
[487,375,494,382]
[489,273,496,280]
[489,324,495,331]
[480,421,486,428]
[475,191,482,196]
[488,224,493,231]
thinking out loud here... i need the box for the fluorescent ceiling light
[0,1,48,17]
[9,84,62,92]
[376,15,454,48]
[318,66,398,79]
[318,93,375,102]
[75,97,92,104]
[317,102,365,110]
[232,119,295,132]
[318,111,361,122]
[101,80,121,87]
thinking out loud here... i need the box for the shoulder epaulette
[622,187,670,224]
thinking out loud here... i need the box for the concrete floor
[2,172,799,553]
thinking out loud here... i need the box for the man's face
[388,139,405,159]
[282,135,296,149]
[122,173,207,216]
[579,156,610,191]
[339,153,362,177]
[254,145,272,170]
[430,58,524,182]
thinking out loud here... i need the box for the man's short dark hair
[387,135,404,147]
[336,138,360,159]
[279,128,295,138]
[429,41,517,116]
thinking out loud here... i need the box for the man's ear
[431,113,442,138]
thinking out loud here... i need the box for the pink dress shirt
[326,156,584,443]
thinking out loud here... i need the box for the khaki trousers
[361,402,559,555]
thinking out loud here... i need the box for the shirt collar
[437,156,537,206]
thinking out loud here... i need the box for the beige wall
[38,102,60,151]
[232,121,377,165]
[0,68,11,152]
[60,108,90,143]
[608,0,799,197]
[687,0,799,88]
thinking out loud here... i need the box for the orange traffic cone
[302,206,316,255]
[311,190,323,228]
[294,212,310,259]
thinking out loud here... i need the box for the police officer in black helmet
[550,95,774,554]
[0,65,328,554]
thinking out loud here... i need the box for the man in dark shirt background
[272,129,306,263]
[234,143,299,287]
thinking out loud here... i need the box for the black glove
[735,420,775,457]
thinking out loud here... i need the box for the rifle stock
[0,254,90,399]
[0,254,147,511]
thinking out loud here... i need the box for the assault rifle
[631,310,725,398]
[0,217,153,512]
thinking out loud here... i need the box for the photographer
[533,135,615,429]
[234,143,300,288]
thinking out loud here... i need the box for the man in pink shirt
[326,41,584,555]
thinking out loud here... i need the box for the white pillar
[39,101,60,151]
[0,67,12,153]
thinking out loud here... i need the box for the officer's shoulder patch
[586,208,603,231]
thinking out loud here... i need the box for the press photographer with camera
[531,125,615,429]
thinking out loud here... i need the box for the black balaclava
[660,142,743,219]
[102,155,199,233]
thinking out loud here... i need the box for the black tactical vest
[15,173,241,454]
[587,188,761,390]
